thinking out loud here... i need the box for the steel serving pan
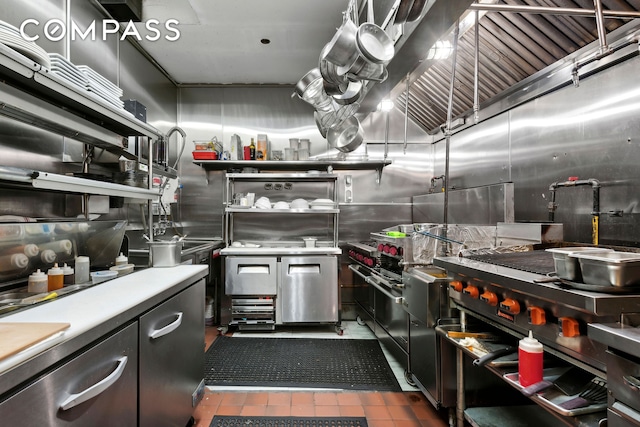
[546,247,613,282]
[570,251,640,287]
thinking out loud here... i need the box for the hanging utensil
[394,0,416,24]
[322,11,359,67]
[407,0,427,22]
[326,115,364,153]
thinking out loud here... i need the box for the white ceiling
[136,0,351,85]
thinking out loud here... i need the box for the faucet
[158,126,187,169]
[429,175,446,193]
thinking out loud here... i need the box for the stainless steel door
[225,256,277,295]
[0,322,138,426]
[280,256,338,323]
[139,280,205,427]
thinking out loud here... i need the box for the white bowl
[255,196,271,209]
[273,201,290,209]
[291,198,309,209]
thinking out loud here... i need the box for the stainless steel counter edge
[0,265,208,397]
[221,247,342,255]
[588,323,640,358]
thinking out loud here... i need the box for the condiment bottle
[518,330,543,386]
[47,263,64,291]
[62,263,75,286]
[28,269,48,293]
[0,253,29,272]
[75,256,90,284]
[40,249,57,264]
[249,138,256,160]
[115,252,128,266]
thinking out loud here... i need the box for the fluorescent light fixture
[426,40,453,60]
[378,99,395,112]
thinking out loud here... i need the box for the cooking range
[434,250,640,376]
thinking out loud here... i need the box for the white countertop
[0,265,207,375]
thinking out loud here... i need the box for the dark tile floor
[193,326,451,427]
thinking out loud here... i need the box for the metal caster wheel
[217,325,228,335]
[356,315,366,326]
[335,325,344,335]
[404,369,417,387]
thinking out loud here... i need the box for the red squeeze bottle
[518,331,544,386]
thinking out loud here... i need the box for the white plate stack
[0,20,50,68]
[77,65,124,109]
[48,53,89,91]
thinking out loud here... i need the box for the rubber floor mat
[210,416,368,427]
[204,336,401,391]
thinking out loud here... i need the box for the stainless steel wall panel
[360,108,431,143]
[69,0,118,86]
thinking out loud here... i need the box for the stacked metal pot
[294,0,394,152]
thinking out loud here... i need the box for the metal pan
[326,115,364,152]
[394,0,416,24]
[294,68,323,102]
[332,81,363,105]
[355,23,394,65]
[322,12,359,67]
[407,0,427,22]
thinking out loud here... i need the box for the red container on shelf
[192,151,217,160]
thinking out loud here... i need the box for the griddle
[466,251,555,275]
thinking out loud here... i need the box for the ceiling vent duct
[98,0,142,22]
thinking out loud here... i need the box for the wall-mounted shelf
[194,159,392,171]
[0,46,162,148]
[0,166,159,201]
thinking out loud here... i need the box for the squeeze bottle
[115,253,128,266]
[518,330,543,386]
[47,263,64,291]
[28,269,48,293]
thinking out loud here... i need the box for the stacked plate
[0,20,50,68]
[77,65,124,108]
[48,53,89,91]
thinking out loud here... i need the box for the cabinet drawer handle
[623,375,640,391]
[150,312,183,339]
[59,356,128,411]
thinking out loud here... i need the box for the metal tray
[570,251,640,287]
[504,371,607,416]
[546,247,612,281]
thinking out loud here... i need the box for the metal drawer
[607,349,640,412]
[225,256,277,295]
[0,322,138,426]
[609,404,640,427]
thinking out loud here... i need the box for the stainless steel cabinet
[139,280,205,427]
[0,322,138,426]
[279,256,338,323]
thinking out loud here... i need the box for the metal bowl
[294,68,323,101]
[326,116,364,153]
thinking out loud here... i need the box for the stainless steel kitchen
[1,0,640,426]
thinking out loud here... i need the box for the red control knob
[356,254,364,262]
[480,290,498,306]
[389,246,398,256]
[528,306,546,325]
[463,285,479,299]
[559,317,580,337]
[449,281,464,292]
[378,243,384,252]
[383,244,390,253]
[499,298,521,314]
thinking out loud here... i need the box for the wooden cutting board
[0,322,71,361]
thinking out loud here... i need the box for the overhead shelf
[0,47,162,146]
[0,166,159,201]
[194,159,392,171]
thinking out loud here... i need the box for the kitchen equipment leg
[456,346,465,427]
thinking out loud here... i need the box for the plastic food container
[110,263,135,276]
[91,270,118,284]
[570,251,640,287]
[546,247,613,282]
[192,151,217,160]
